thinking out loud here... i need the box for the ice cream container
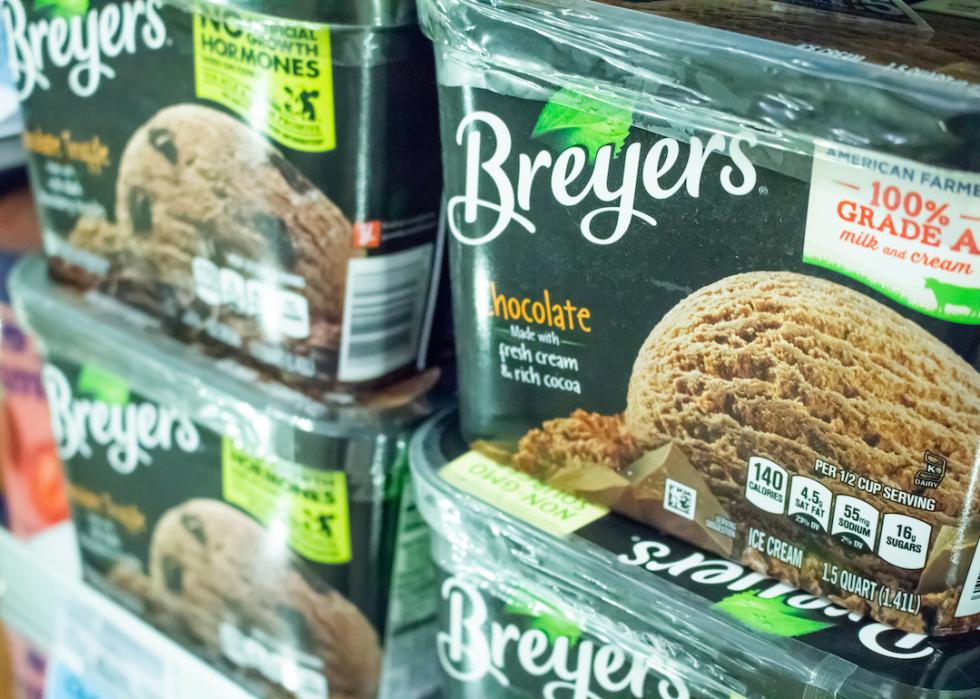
[412,410,980,699]
[10,255,440,699]
[422,0,980,634]
[4,0,443,394]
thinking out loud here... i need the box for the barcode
[338,244,434,382]
[664,478,697,521]
[954,535,980,617]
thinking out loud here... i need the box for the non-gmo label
[440,452,607,537]
[745,457,788,514]
[804,140,980,324]
[222,438,351,563]
[193,8,335,152]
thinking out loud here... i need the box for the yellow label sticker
[222,438,351,564]
[193,7,335,152]
[440,452,607,537]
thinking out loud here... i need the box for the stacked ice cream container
[409,0,980,696]
[6,0,980,695]
[413,411,980,699]
[13,256,439,699]
[4,0,444,697]
[8,0,443,395]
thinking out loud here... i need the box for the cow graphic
[925,277,980,318]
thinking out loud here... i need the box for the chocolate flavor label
[440,452,607,537]
[221,438,351,564]
[803,140,980,323]
[193,6,335,152]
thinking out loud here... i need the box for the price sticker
[45,595,172,699]
[804,141,980,325]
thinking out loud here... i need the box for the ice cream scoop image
[625,271,980,520]
[112,104,354,346]
[148,499,382,699]
[516,271,980,633]
[619,271,980,632]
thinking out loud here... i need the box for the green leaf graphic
[532,88,632,163]
[506,589,583,645]
[77,364,129,406]
[35,0,89,19]
[713,591,834,638]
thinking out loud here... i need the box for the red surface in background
[0,184,69,535]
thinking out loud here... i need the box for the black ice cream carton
[3,0,443,394]
[421,0,980,635]
[412,410,980,699]
[10,255,441,699]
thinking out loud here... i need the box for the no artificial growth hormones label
[193,6,335,152]
[222,439,351,564]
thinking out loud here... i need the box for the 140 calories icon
[914,450,947,489]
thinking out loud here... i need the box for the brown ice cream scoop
[148,499,381,699]
[114,104,353,327]
[515,410,641,480]
[624,270,980,521]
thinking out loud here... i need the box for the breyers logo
[44,364,200,474]
[448,111,758,246]
[438,576,690,699]
[2,0,167,99]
